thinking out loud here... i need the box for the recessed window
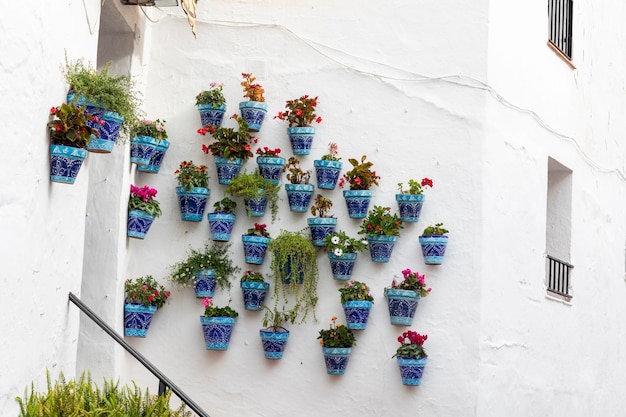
[548,0,573,59]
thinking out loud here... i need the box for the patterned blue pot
[260,327,290,359]
[67,94,113,153]
[287,127,315,155]
[307,217,337,247]
[328,252,357,281]
[418,235,449,265]
[322,347,352,375]
[176,186,210,222]
[137,140,170,173]
[367,235,397,263]
[240,281,270,310]
[285,184,314,212]
[198,103,226,128]
[343,300,373,330]
[49,145,88,184]
[130,135,159,166]
[243,195,268,217]
[282,256,304,284]
[124,303,157,337]
[385,288,419,326]
[397,357,427,386]
[194,269,217,298]
[242,235,271,264]
[239,101,268,132]
[127,209,156,239]
[200,316,236,350]
[314,160,343,190]
[207,212,236,241]
[396,194,425,223]
[257,156,286,185]
[343,190,372,219]
[214,157,243,185]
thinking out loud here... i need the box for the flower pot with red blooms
[200,298,238,350]
[196,82,227,128]
[339,280,374,330]
[339,155,380,218]
[127,185,161,239]
[174,161,210,222]
[419,223,450,265]
[318,317,356,375]
[358,206,403,263]
[242,223,271,264]
[123,275,170,337]
[256,147,285,185]
[393,331,429,386]
[385,269,431,325]
[274,95,322,155]
[396,178,433,223]
[239,73,267,132]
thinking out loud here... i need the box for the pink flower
[202,297,212,307]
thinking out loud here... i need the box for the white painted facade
[2,1,626,416]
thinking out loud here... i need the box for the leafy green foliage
[125,275,171,309]
[211,197,237,214]
[338,280,374,304]
[174,161,209,191]
[358,205,403,237]
[168,242,240,289]
[225,170,280,221]
[47,103,100,147]
[422,222,449,236]
[317,317,356,348]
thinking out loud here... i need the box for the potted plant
[127,184,162,239]
[47,103,100,184]
[274,94,322,155]
[308,194,336,247]
[323,230,367,281]
[225,170,280,221]
[385,268,431,326]
[339,280,374,330]
[130,118,168,166]
[317,316,356,375]
[338,155,381,218]
[256,147,286,185]
[282,156,315,212]
[358,205,403,263]
[419,222,449,265]
[168,242,240,298]
[396,177,433,223]
[200,297,238,350]
[268,229,319,323]
[393,331,429,386]
[196,82,227,128]
[242,222,272,265]
[314,142,343,190]
[240,269,270,311]
[123,275,170,337]
[207,197,237,242]
[199,114,254,184]
[239,72,267,132]
[259,308,297,359]
[136,122,170,174]
[63,57,141,153]
[174,161,210,222]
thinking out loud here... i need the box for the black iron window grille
[546,255,573,299]
[548,0,573,59]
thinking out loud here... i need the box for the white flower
[361,240,368,246]
[334,248,343,257]
[331,236,340,244]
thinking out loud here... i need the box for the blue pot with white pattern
[243,194,268,217]
[257,156,286,185]
[328,252,358,281]
[176,186,210,222]
[67,94,116,153]
[49,145,88,184]
[240,281,270,310]
[137,140,170,173]
[343,190,372,219]
[285,183,314,212]
[214,157,243,185]
[198,104,226,128]
[342,300,373,330]
[260,327,290,359]
[130,135,159,166]
[287,127,315,155]
[307,217,337,247]
[127,209,156,239]
[418,235,449,265]
[194,269,217,298]
[322,347,352,375]
[124,303,157,337]
[207,212,236,242]
[239,101,268,132]
[397,357,428,386]
[367,235,397,263]
[385,288,419,326]
[242,235,271,264]
[396,194,425,223]
[200,316,236,350]
[314,160,343,190]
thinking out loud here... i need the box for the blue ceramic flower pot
[124,303,157,337]
[176,186,210,222]
[194,269,217,298]
[241,235,271,264]
[130,135,159,166]
[385,288,419,326]
[260,327,290,359]
[287,127,315,155]
[396,194,425,223]
[343,300,373,330]
[314,160,343,190]
[418,235,449,265]
[285,184,314,212]
[239,101,268,132]
[367,235,397,263]
[198,103,226,128]
[240,281,270,310]
[214,157,243,185]
[49,145,88,184]
[127,209,156,239]
[307,217,337,247]
[200,316,236,350]
[137,140,170,173]
[327,252,357,281]
[257,156,286,185]
[67,94,114,153]
[397,357,427,386]
[343,190,372,219]
[207,212,236,241]
[322,347,352,375]
[243,194,268,217]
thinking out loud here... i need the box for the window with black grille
[548,0,573,59]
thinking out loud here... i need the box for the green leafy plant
[392,330,428,359]
[241,73,265,102]
[124,275,171,309]
[317,316,356,348]
[274,95,322,127]
[174,161,209,191]
[422,222,449,236]
[338,155,381,190]
[323,230,367,255]
[128,184,162,217]
[338,280,374,304]
[397,177,433,195]
[358,205,403,237]
[389,268,431,298]
[168,242,240,290]
[131,119,168,141]
[246,222,270,237]
[320,142,341,162]
[202,297,238,318]
[199,114,254,160]
[196,82,226,108]
[310,194,333,218]
[262,307,297,332]
[211,197,237,214]
[225,170,280,221]
[241,269,266,283]
[282,156,311,184]
[47,103,100,148]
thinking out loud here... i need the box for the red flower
[201,144,209,154]
[50,107,57,114]
[316,116,322,123]
[147,295,154,302]
[55,125,62,131]
[421,177,433,188]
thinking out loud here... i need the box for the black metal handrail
[68,292,209,417]
[545,255,573,299]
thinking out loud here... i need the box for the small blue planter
[194,269,217,298]
[343,190,372,219]
[198,103,226,128]
[419,235,449,265]
[343,300,373,330]
[200,316,236,350]
[49,145,88,184]
[240,281,270,310]
[137,140,170,173]
[397,357,428,386]
[207,212,236,241]
[285,184,315,212]
[124,303,157,337]
[176,186,210,222]
[260,328,290,359]
[314,160,343,190]
[287,127,315,155]
[243,195,268,217]
[282,257,304,284]
[257,156,286,185]
[307,217,337,247]
[328,252,358,281]
[127,209,156,239]
[242,235,271,264]
[239,101,268,132]
[385,288,419,326]
[396,194,425,223]
[214,157,243,185]
[322,347,352,375]
[367,235,397,263]
[130,135,159,166]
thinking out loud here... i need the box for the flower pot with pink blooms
[127,185,162,239]
[393,330,429,386]
[385,269,431,326]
